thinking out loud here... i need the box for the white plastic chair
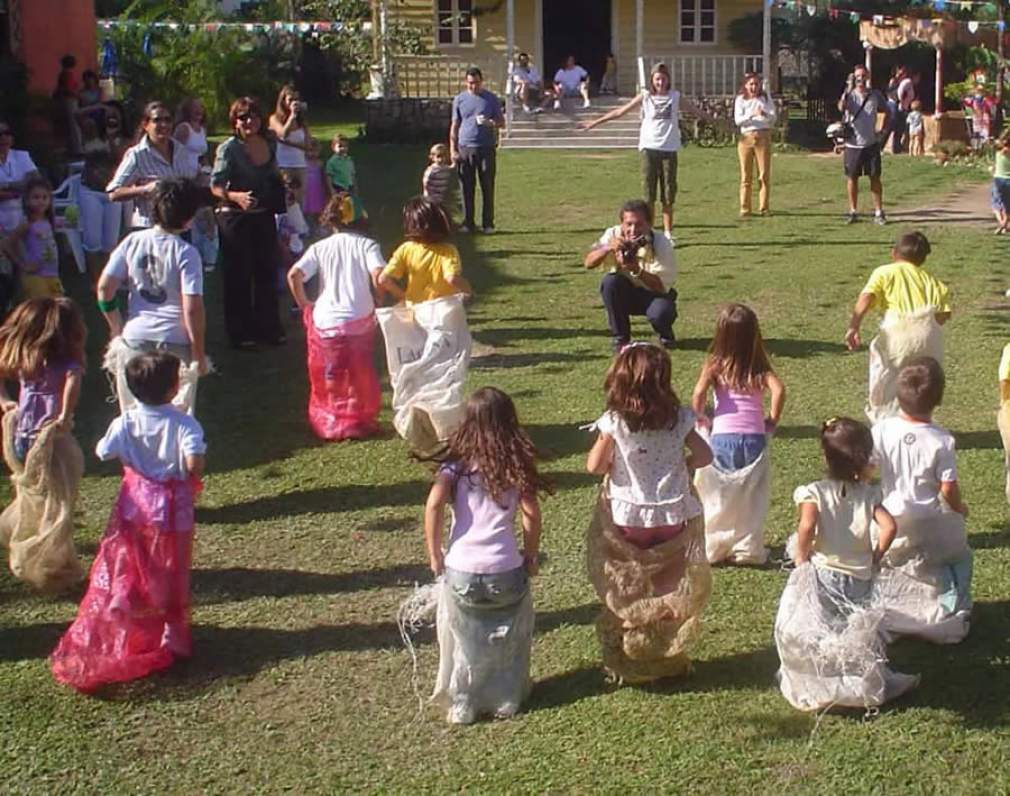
[51,173,85,274]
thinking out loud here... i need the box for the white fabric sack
[775,563,918,712]
[997,399,1010,506]
[377,295,472,452]
[866,308,943,425]
[102,336,206,417]
[694,433,770,565]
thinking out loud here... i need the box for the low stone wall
[365,98,452,144]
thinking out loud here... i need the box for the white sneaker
[553,99,561,110]
[522,104,532,113]
[583,98,591,108]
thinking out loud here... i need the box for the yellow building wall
[389,0,760,95]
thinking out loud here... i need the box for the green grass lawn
[4,142,1010,793]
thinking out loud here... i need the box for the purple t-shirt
[16,360,82,444]
[440,462,523,575]
[24,220,59,278]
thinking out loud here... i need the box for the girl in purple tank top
[692,303,785,470]
[423,386,552,724]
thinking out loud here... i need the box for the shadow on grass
[196,480,429,525]
[967,526,1010,550]
[526,646,779,713]
[775,425,821,440]
[471,351,607,371]
[191,563,431,604]
[0,622,64,662]
[954,430,1001,450]
[528,423,594,460]
[472,326,611,346]
[889,600,1010,728]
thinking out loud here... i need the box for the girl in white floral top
[587,343,712,548]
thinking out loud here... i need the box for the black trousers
[457,145,496,229]
[600,272,678,344]
[216,210,284,347]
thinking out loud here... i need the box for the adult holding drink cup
[450,67,503,233]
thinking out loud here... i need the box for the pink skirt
[50,469,201,692]
[304,306,381,441]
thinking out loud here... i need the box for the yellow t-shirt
[861,260,951,315]
[382,240,462,303]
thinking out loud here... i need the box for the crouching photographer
[584,199,678,351]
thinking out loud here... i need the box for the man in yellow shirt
[844,231,950,422]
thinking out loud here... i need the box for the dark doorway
[542,0,611,91]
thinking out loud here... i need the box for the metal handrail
[504,59,514,140]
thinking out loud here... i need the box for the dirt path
[889,179,993,228]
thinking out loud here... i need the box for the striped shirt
[422,164,458,208]
[107,136,198,228]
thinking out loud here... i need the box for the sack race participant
[997,343,1010,505]
[776,417,918,712]
[377,198,473,455]
[692,304,785,564]
[288,194,384,441]
[871,358,972,644]
[51,352,206,692]
[403,387,548,724]
[0,298,86,592]
[586,344,713,682]
[97,179,210,417]
[844,231,950,424]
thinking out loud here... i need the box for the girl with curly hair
[422,386,550,724]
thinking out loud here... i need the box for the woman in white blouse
[734,73,777,218]
[0,121,40,233]
[269,85,313,210]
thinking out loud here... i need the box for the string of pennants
[766,0,1007,30]
[97,19,364,34]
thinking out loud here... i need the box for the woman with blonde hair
[269,85,313,210]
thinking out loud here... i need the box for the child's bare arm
[3,223,28,270]
[691,365,713,425]
[872,505,897,563]
[54,369,82,430]
[185,454,206,479]
[375,271,406,302]
[424,475,452,575]
[520,493,542,575]
[685,429,713,471]
[586,432,614,475]
[96,270,124,337]
[844,292,876,350]
[0,382,15,413]
[940,480,968,516]
[181,292,207,375]
[765,371,786,432]
[287,267,311,309]
[935,310,951,325]
[794,502,818,564]
[446,273,472,297]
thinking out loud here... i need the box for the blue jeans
[709,433,766,470]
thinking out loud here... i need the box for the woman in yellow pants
[734,73,776,217]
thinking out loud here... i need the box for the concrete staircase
[501,95,639,149]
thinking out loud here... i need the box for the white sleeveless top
[638,90,681,153]
[174,124,207,174]
[276,126,307,169]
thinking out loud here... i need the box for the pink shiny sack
[304,306,381,441]
[50,469,201,693]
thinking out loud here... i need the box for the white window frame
[679,0,717,46]
[434,0,476,48]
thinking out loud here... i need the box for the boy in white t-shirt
[872,357,969,566]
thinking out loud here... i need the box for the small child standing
[0,297,86,592]
[423,387,549,723]
[906,100,924,157]
[599,54,618,95]
[692,303,785,470]
[378,197,472,302]
[3,177,62,298]
[324,134,356,195]
[872,357,972,642]
[691,303,784,564]
[991,130,1010,235]
[793,418,896,610]
[844,231,950,423]
[422,143,459,216]
[586,343,713,682]
[776,416,918,712]
[51,351,207,692]
[302,142,329,230]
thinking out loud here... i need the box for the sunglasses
[236,113,258,123]
[150,116,172,124]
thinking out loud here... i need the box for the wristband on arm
[97,297,119,313]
